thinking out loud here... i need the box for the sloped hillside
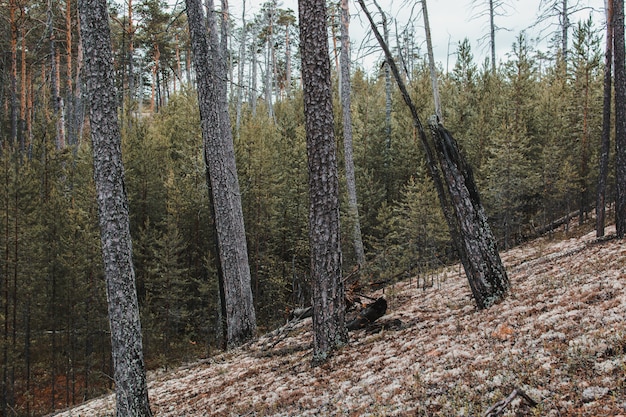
[54,224,626,416]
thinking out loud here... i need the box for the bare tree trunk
[74,14,85,145]
[615,0,626,237]
[186,0,257,348]
[49,0,66,150]
[10,0,18,148]
[375,2,392,151]
[285,23,292,96]
[421,0,442,119]
[78,0,152,414]
[358,0,509,309]
[339,0,365,266]
[490,0,496,72]
[66,0,75,145]
[597,0,613,237]
[298,0,347,365]
[428,119,509,308]
[562,0,569,62]
[20,23,26,153]
[235,0,246,136]
[250,25,258,116]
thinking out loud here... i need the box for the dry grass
[54,223,626,416]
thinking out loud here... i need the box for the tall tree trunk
[285,22,292,96]
[562,0,569,62]
[185,0,256,348]
[615,0,626,238]
[490,0,496,72]
[597,0,613,237]
[428,119,509,308]
[235,0,246,136]
[339,0,365,266]
[49,0,66,150]
[77,0,152,414]
[379,4,391,151]
[66,0,75,145]
[298,0,347,365]
[358,0,509,309]
[373,1,392,200]
[10,0,18,147]
[250,26,258,116]
[20,29,26,153]
[421,0,442,119]
[265,36,274,118]
[74,14,85,144]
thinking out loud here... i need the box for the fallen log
[347,297,387,331]
[288,306,312,321]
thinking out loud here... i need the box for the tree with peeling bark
[339,0,365,267]
[185,0,257,348]
[357,0,509,309]
[298,0,347,364]
[77,0,152,414]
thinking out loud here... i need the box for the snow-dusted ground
[54,225,626,416]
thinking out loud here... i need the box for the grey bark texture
[339,0,366,267]
[615,0,626,238]
[77,0,152,414]
[428,118,510,308]
[298,0,348,365]
[186,0,257,347]
[596,0,613,237]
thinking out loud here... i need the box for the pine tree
[185,0,257,348]
[299,0,347,364]
[78,0,152,413]
[614,0,626,237]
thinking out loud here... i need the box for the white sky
[230,0,604,72]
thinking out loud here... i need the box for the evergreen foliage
[0,1,616,413]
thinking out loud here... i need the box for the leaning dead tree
[357,0,509,309]
[428,118,509,307]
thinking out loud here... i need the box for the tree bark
[77,0,152,414]
[298,0,347,365]
[615,0,626,238]
[186,0,257,348]
[339,0,365,267]
[346,298,387,331]
[428,118,510,308]
[597,0,613,237]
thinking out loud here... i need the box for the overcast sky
[229,0,604,72]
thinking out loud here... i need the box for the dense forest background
[0,0,612,414]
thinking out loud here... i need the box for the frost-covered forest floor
[54,222,626,416]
